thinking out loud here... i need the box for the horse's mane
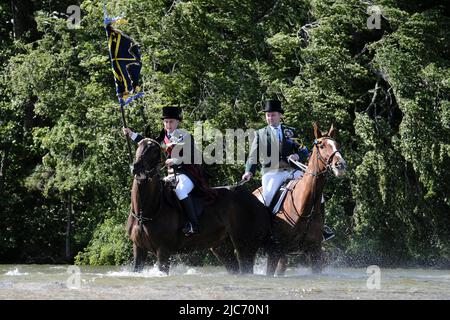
[135,138,162,161]
[138,138,160,147]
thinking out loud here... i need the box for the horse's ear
[328,123,336,138]
[313,122,322,139]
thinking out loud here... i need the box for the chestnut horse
[253,123,346,276]
[127,138,270,274]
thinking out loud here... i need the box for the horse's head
[132,138,162,182]
[313,123,346,177]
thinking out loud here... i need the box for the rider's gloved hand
[122,127,132,137]
[288,154,300,162]
[242,172,253,181]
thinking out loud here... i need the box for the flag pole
[103,4,140,172]
[119,100,134,167]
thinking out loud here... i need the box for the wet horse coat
[127,138,270,274]
[254,123,347,276]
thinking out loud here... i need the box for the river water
[1,260,449,300]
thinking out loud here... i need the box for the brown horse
[253,123,346,276]
[126,138,270,274]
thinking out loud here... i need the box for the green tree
[1,0,448,267]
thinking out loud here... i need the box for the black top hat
[262,99,284,114]
[161,106,182,120]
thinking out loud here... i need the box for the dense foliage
[1,0,448,267]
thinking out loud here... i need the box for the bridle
[133,139,166,182]
[285,136,343,241]
[306,137,342,177]
[131,140,166,226]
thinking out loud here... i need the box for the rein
[308,137,341,176]
[287,136,336,218]
[132,173,164,230]
[281,136,340,245]
[131,140,167,228]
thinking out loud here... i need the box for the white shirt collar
[167,129,177,136]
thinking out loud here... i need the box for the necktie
[275,127,282,142]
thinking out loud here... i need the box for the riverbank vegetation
[1,0,448,268]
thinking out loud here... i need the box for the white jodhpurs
[261,169,303,207]
[261,169,325,207]
[174,174,194,200]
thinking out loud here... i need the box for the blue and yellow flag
[104,7,143,106]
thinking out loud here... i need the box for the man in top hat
[123,106,208,236]
[242,99,308,209]
[242,99,334,241]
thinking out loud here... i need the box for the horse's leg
[265,234,284,276]
[210,238,239,274]
[133,244,147,272]
[266,251,280,276]
[228,234,258,274]
[233,244,257,274]
[156,247,170,275]
[275,254,288,276]
[310,244,323,274]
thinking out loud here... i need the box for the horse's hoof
[183,223,199,236]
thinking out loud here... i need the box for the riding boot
[181,196,200,236]
[321,202,335,241]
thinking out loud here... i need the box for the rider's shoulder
[282,124,297,131]
[258,126,269,133]
[255,126,272,137]
[282,125,299,136]
[178,128,191,135]
[172,128,191,140]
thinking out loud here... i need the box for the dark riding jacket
[131,129,212,197]
[245,124,308,175]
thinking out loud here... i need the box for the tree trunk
[65,193,73,261]
[11,0,38,41]
[0,149,6,192]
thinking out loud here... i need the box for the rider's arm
[291,128,308,162]
[123,127,144,143]
[297,145,309,162]
[130,131,144,142]
[245,131,259,175]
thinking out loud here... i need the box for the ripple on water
[0,281,14,288]
[1,265,449,300]
[104,266,167,278]
[4,268,29,276]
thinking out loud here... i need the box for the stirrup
[182,222,199,236]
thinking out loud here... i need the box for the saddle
[163,177,207,219]
[269,179,300,215]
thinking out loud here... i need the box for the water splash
[104,265,167,278]
[5,268,29,276]
[253,256,268,275]
[1,265,449,299]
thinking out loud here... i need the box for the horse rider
[241,99,335,241]
[123,106,209,236]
